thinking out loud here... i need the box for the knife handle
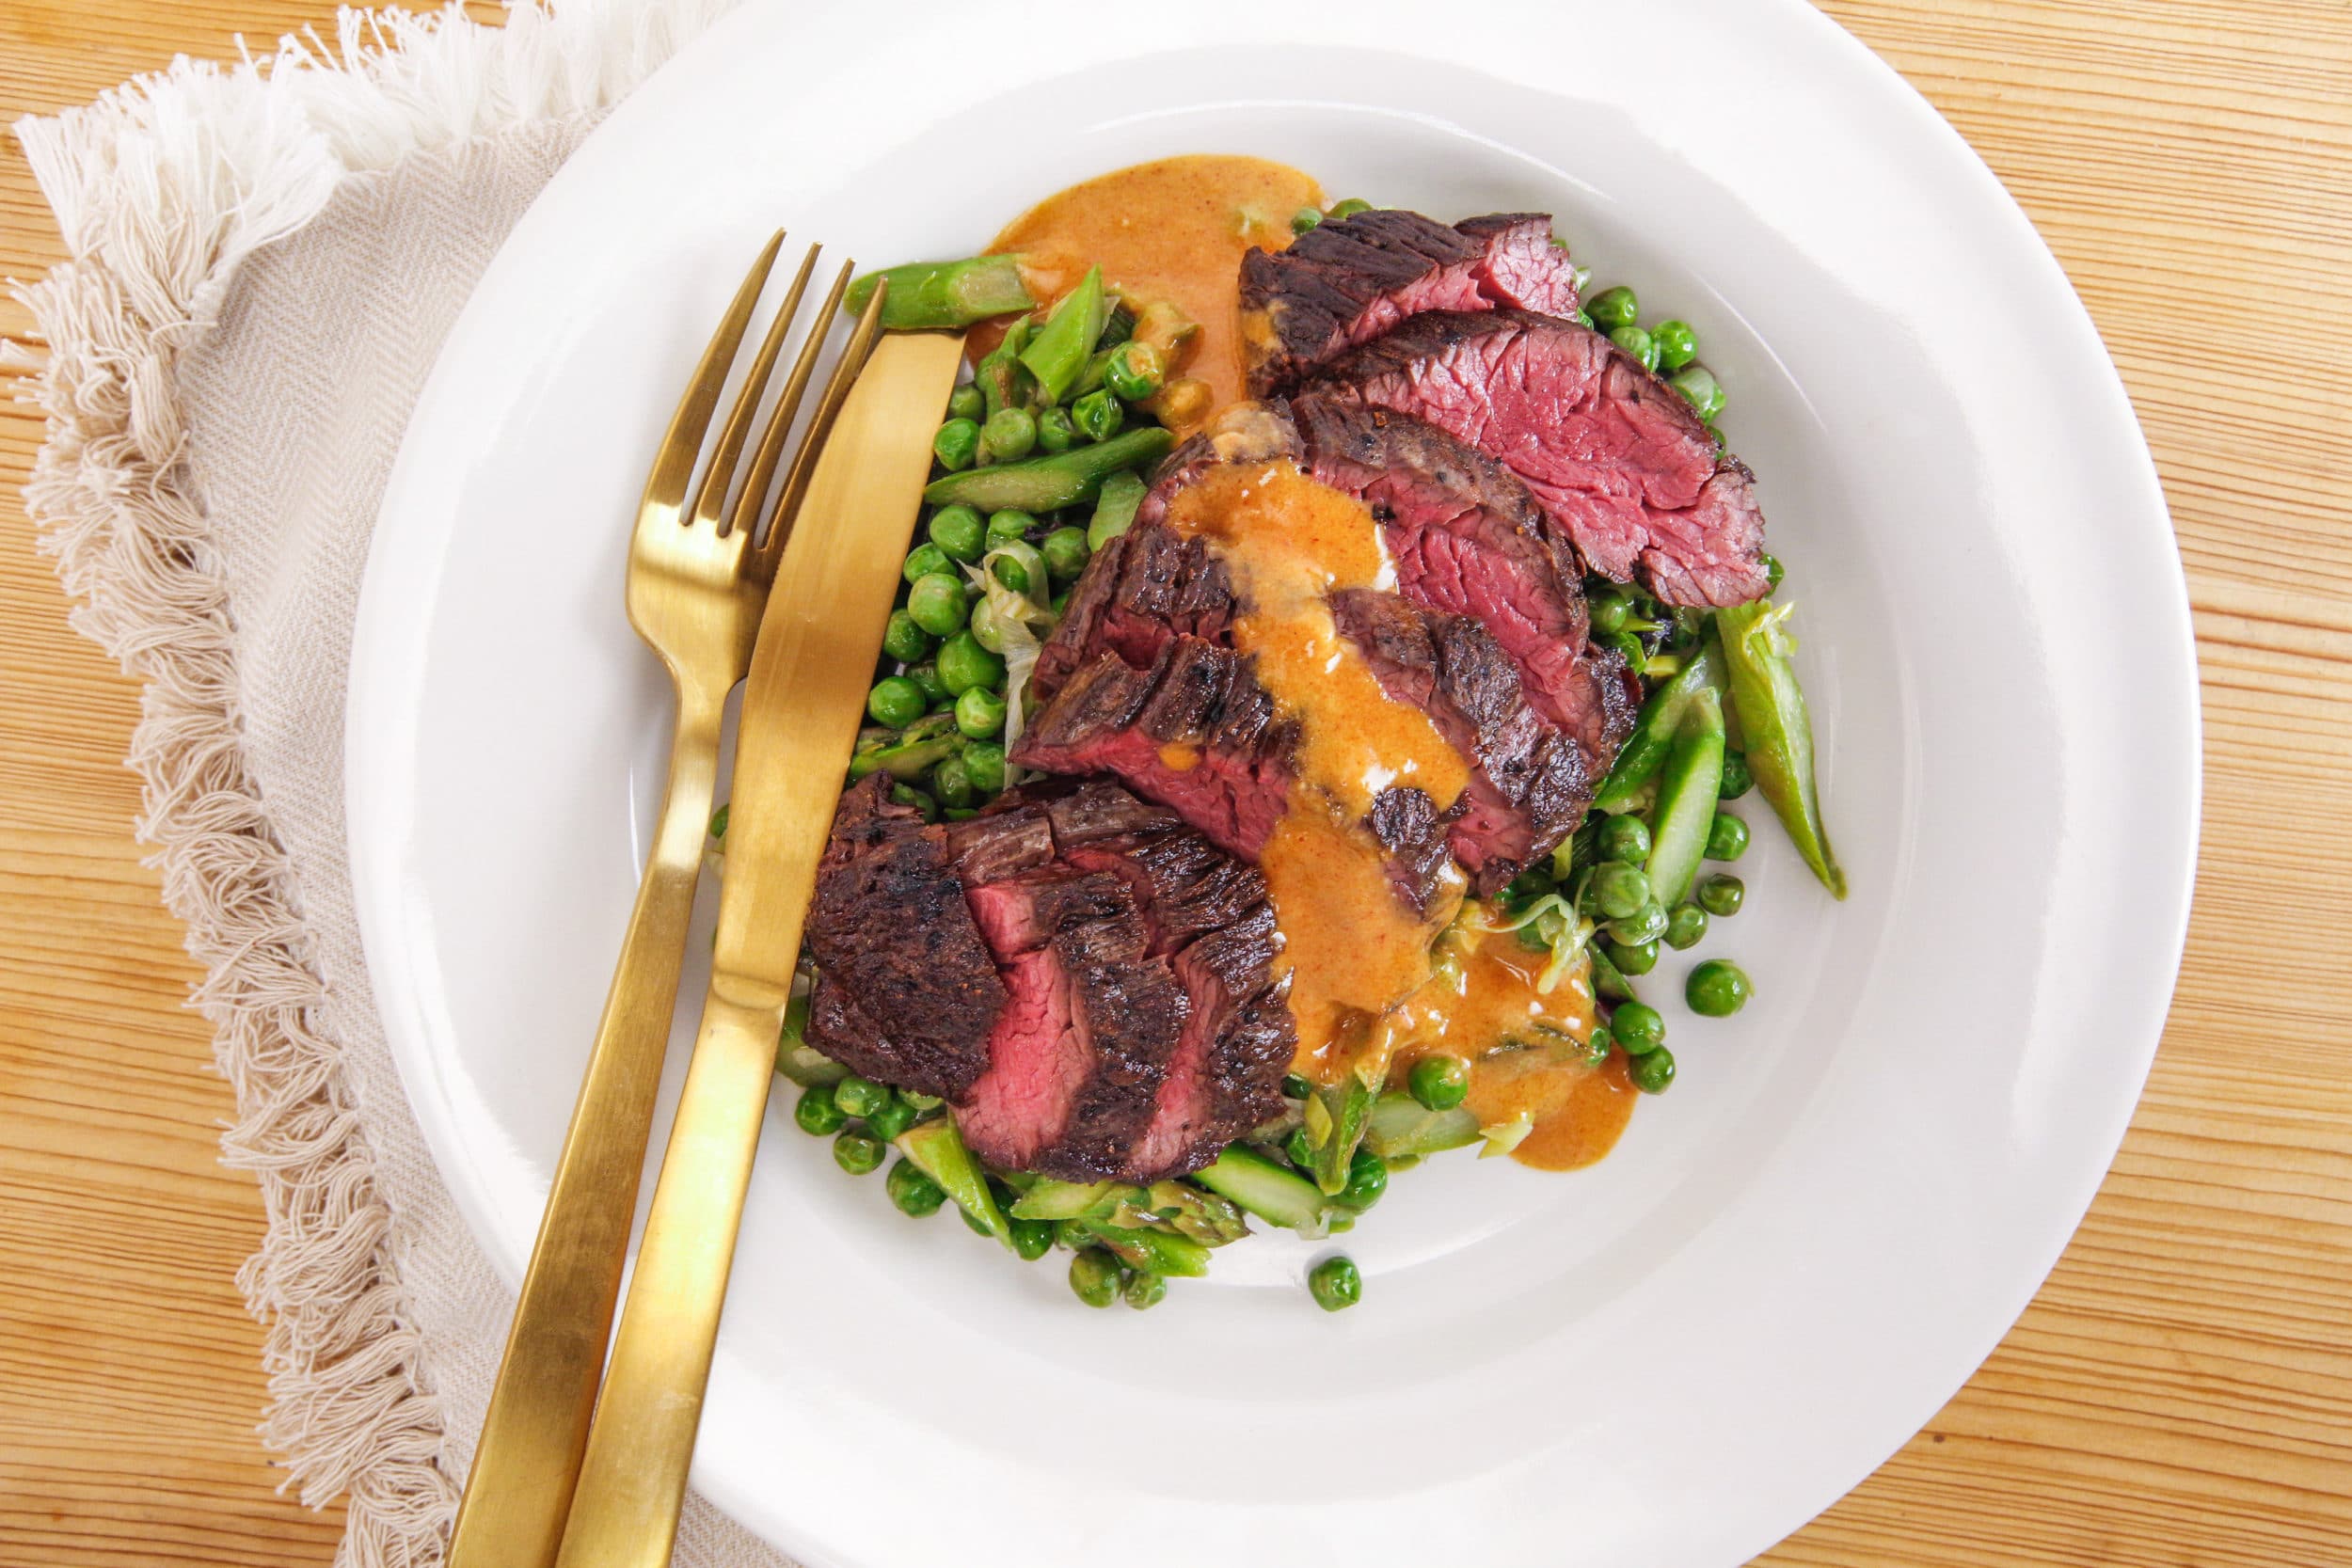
[446,681,729,1568]
[552,986,782,1568]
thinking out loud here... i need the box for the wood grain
[2,1,2347,1563]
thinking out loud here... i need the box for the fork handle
[445,682,728,1568]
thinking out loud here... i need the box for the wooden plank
[1,1,2346,1563]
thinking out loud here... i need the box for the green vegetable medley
[716,201,1841,1316]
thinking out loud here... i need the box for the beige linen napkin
[12,5,793,1564]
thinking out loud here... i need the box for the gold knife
[553,326,965,1568]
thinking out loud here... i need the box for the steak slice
[803,776,1007,1100]
[1317,309,1771,608]
[1287,392,1637,768]
[1329,588,1589,895]
[1241,210,1579,394]
[942,782,1293,1180]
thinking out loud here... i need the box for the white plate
[348,3,2199,1564]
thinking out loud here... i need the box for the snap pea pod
[894,1117,1013,1248]
[1017,265,1106,406]
[1591,641,1724,814]
[844,254,1033,330]
[1009,1178,1118,1222]
[1717,598,1846,898]
[1644,689,1727,908]
[1087,468,1148,550]
[921,427,1174,514]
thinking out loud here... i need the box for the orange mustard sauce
[984,155,1319,420]
[1162,458,1470,1083]
[1383,927,1632,1170]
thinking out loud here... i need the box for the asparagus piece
[1192,1146,1329,1236]
[1087,469,1147,550]
[844,254,1033,330]
[1017,265,1107,406]
[846,712,960,781]
[921,427,1174,514]
[976,319,1035,420]
[894,1118,1012,1250]
[1305,1073,1378,1196]
[1363,1090,1481,1159]
[1083,1219,1210,1278]
[1717,599,1846,898]
[1008,1178,1117,1222]
[1146,1180,1250,1245]
[1591,641,1724,814]
[1642,688,1727,907]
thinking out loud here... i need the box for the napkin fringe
[8,3,735,1564]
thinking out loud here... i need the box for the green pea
[1598,815,1652,865]
[1686,958,1753,1017]
[1697,873,1745,917]
[1009,1217,1056,1261]
[1407,1054,1470,1112]
[1664,901,1708,950]
[1104,341,1166,402]
[1629,1046,1677,1094]
[881,610,931,666]
[954,686,1006,739]
[930,753,975,810]
[1606,937,1660,975]
[904,572,969,639]
[1651,319,1699,372]
[867,675,928,729]
[1719,749,1755,800]
[1609,325,1661,373]
[1761,552,1785,589]
[1586,285,1640,331]
[1336,1148,1389,1212]
[1072,388,1122,443]
[937,632,1006,696]
[980,405,1037,462]
[989,556,1032,599]
[903,543,950,583]
[986,508,1037,546]
[1610,899,1669,947]
[834,1075,890,1118]
[1284,1125,1314,1169]
[1612,1001,1666,1054]
[1069,1248,1120,1308]
[1590,861,1652,921]
[1590,589,1633,636]
[1037,406,1078,453]
[962,742,1008,796]
[1668,364,1724,421]
[946,383,984,423]
[1281,1072,1312,1101]
[1292,206,1325,234]
[885,1157,947,1217]
[1309,1255,1363,1312]
[1041,527,1090,584]
[928,503,986,562]
[1706,812,1749,862]
[793,1083,846,1136]
[931,417,980,472]
[1122,1271,1168,1310]
[833,1128,886,1176]
[1327,198,1374,219]
[1581,1025,1614,1069]
[904,661,947,705]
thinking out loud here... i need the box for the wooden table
[3,1,2346,1562]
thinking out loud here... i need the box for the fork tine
[726,257,856,546]
[643,229,785,514]
[751,267,891,574]
[683,243,821,533]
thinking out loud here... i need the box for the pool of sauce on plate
[982,154,1318,420]
[1383,931,1634,1170]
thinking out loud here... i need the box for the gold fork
[445,233,882,1568]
